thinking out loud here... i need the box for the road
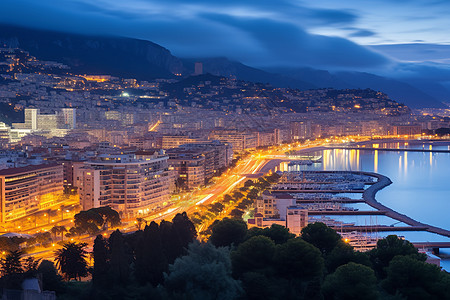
[22,136,374,260]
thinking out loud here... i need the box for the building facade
[75,154,171,218]
[0,163,64,223]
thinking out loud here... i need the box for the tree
[273,238,324,281]
[23,256,40,277]
[244,180,254,188]
[232,191,244,200]
[136,217,146,231]
[230,209,244,220]
[247,188,259,200]
[0,250,23,277]
[92,235,109,287]
[369,235,425,277]
[51,226,68,241]
[135,221,167,286]
[164,241,242,300]
[74,207,121,234]
[37,260,64,293]
[209,218,248,247]
[94,206,121,229]
[301,222,341,256]
[224,194,234,203]
[160,220,181,264]
[246,224,295,245]
[232,236,276,277]
[322,262,378,300]
[382,255,450,299]
[325,241,372,274]
[209,202,224,214]
[108,230,130,285]
[54,242,88,281]
[172,212,197,250]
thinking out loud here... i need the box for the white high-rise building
[75,153,172,218]
[60,108,76,129]
[24,108,40,130]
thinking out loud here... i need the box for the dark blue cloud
[0,0,389,69]
[349,29,377,37]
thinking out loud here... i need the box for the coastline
[362,171,450,238]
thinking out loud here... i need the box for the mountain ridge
[0,23,447,108]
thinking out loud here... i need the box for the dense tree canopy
[74,206,121,234]
[369,234,426,277]
[164,242,242,300]
[210,218,248,247]
[382,255,450,299]
[301,222,341,256]
[322,262,378,300]
[246,224,295,245]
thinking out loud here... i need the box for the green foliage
[0,237,25,252]
[265,172,281,184]
[224,194,234,203]
[244,180,254,188]
[54,242,88,281]
[108,230,130,285]
[382,255,450,300]
[135,221,167,286]
[273,238,324,281]
[232,236,276,277]
[22,256,40,277]
[322,262,378,300]
[92,235,109,287]
[210,218,248,247]
[246,224,295,245]
[239,272,279,300]
[301,222,341,256]
[51,226,68,241]
[369,235,425,277]
[325,241,372,274]
[246,188,259,200]
[233,191,245,200]
[229,208,244,220]
[74,206,121,235]
[0,250,23,277]
[37,260,64,293]
[209,202,224,214]
[164,242,242,300]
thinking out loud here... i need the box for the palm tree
[0,250,23,277]
[54,242,88,281]
[51,226,68,241]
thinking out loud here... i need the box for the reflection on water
[278,142,450,269]
[284,142,450,233]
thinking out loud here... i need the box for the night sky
[1,0,450,72]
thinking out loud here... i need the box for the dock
[334,225,428,232]
[308,210,386,215]
[362,171,450,238]
[327,146,450,153]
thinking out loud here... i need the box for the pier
[335,225,428,232]
[272,189,364,193]
[412,242,450,254]
[362,171,450,238]
[308,210,386,215]
[295,198,364,203]
[327,146,450,153]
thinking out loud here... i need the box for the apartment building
[0,163,64,223]
[75,153,171,218]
